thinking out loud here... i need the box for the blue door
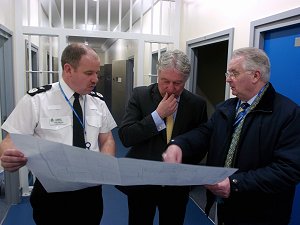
[264,23,300,225]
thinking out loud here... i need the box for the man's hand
[156,93,177,119]
[162,144,182,163]
[0,149,27,172]
[0,134,27,172]
[204,177,231,198]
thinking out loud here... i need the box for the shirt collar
[59,78,75,100]
[239,93,257,106]
[242,84,268,106]
[245,94,256,105]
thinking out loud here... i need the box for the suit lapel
[151,84,163,107]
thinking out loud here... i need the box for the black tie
[73,92,85,148]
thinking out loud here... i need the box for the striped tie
[233,102,250,129]
[225,102,250,167]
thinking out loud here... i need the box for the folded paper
[11,134,237,192]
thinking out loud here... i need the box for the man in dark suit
[163,47,300,225]
[117,50,207,225]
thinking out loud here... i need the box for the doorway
[187,28,234,118]
[186,28,234,222]
[111,59,134,126]
[194,41,228,117]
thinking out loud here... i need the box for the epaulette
[27,84,52,96]
[89,91,104,101]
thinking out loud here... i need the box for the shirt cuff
[151,110,166,131]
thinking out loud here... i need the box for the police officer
[0,43,117,225]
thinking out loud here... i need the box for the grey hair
[156,49,191,80]
[232,47,270,82]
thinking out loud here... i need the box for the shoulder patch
[27,84,52,96]
[89,91,104,101]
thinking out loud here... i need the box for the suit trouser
[127,185,189,225]
[30,179,103,225]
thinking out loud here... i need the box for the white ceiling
[54,0,137,30]
[40,0,171,52]
[41,0,138,51]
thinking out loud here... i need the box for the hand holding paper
[10,133,237,192]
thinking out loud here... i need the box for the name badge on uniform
[49,117,67,126]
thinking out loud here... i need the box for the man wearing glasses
[163,47,300,225]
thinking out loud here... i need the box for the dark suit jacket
[118,83,208,164]
[172,83,300,225]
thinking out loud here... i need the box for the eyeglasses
[225,70,254,79]
[225,71,240,78]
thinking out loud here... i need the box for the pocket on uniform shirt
[85,116,102,151]
[86,115,102,128]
